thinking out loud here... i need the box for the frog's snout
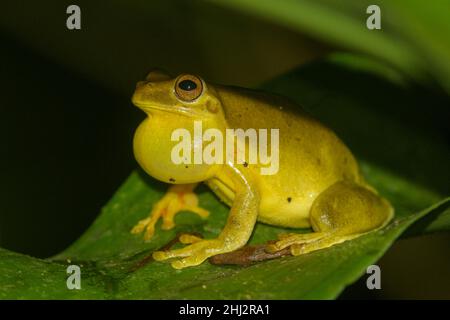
[131,86,145,108]
[132,80,152,105]
[135,81,146,89]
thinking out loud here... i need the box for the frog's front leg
[131,183,209,240]
[153,169,260,269]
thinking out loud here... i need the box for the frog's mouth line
[133,101,210,118]
[134,103,197,117]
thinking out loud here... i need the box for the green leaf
[0,172,448,299]
[402,204,450,238]
[1,58,449,299]
[210,0,450,94]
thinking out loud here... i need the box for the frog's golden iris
[175,74,203,102]
[130,71,394,269]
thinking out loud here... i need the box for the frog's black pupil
[179,79,197,91]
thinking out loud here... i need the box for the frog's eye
[175,75,203,102]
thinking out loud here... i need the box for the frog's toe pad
[152,239,222,268]
[152,250,169,261]
[179,233,203,244]
[171,255,209,269]
[131,218,151,234]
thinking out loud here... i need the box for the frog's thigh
[269,181,393,255]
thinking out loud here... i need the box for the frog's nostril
[136,81,146,88]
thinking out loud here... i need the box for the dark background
[0,0,449,299]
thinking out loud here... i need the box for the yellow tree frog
[130,70,394,269]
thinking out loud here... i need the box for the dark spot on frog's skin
[316,158,322,165]
[344,157,348,164]
[169,178,176,182]
[185,165,188,169]
[243,162,248,167]
[287,197,292,203]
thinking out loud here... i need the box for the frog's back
[215,85,363,228]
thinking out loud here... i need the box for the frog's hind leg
[267,181,394,256]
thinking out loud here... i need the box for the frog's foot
[267,232,358,256]
[289,233,359,256]
[268,181,394,256]
[131,185,209,241]
[153,238,233,269]
[179,233,203,244]
[266,232,326,253]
